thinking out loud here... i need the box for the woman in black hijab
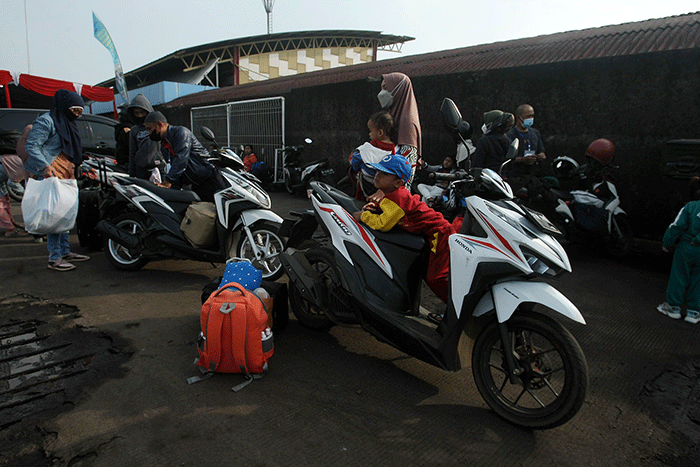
[25,89,90,271]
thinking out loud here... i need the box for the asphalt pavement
[1,190,699,467]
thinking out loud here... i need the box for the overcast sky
[0,0,698,86]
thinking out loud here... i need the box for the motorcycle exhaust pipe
[95,220,140,249]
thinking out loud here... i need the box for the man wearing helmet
[472,110,514,172]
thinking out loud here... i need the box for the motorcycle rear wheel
[237,222,285,281]
[289,247,336,331]
[472,311,588,429]
[104,213,149,271]
[6,180,24,202]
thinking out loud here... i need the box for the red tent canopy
[0,70,115,109]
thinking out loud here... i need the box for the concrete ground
[1,190,699,467]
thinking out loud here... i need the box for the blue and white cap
[368,154,412,183]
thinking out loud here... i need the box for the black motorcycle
[281,138,336,194]
[516,157,633,257]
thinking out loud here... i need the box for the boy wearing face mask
[506,104,546,180]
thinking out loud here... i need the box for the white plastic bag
[149,167,162,184]
[21,177,79,234]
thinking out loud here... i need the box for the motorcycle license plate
[321,169,335,176]
[522,205,563,236]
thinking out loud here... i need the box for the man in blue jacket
[144,111,226,202]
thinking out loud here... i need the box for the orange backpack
[188,283,273,391]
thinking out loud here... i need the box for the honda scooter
[278,98,589,429]
[95,164,285,280]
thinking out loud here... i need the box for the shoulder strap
[204,301,225,372]
[230,291,250,375]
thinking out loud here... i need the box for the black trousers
[193,168,226,203]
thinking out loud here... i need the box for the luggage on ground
[218,258,262,290]
[202,277,288,334]
[188,282,273,391]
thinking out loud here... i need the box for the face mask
[522,117,534,128]
[481,123,490,134]
[148,129,162,141]
[377,90,393,109]
[377,77,407,109]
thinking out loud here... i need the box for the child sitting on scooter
[349,111,405,201]
[352,153,456,309]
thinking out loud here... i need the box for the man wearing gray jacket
[127,95,166,179]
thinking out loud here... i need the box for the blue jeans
[47,232,71,262]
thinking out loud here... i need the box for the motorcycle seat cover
[322,184,425,251]
[373,228,425,251]
[126,177,201,203]
[551,189,574,202]
[301,158,328,169]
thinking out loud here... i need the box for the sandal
[48,259,76,271]
[427,312,443,325]
[4,229,29,237]
[63,253,90,262]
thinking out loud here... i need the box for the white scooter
[95,163,285,279]
[278,98,589,429]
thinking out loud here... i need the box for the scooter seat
[372,228,426,251]
[322,185,425,251]
[326,186,365,213]
[125,177,201,203]
[301,158,328,169]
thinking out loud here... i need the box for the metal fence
[190,97,285,172]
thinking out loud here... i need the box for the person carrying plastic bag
[24,89,90,271]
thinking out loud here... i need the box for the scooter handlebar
[429,170,470,181]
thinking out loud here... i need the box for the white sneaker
[657,302,682,319]
[685,309,700,324]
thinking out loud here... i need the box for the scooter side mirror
[506,138,519,160]
[200,126,216,141]
[304,138,313,144]
[440,98,463,132]
[499,139,520,176]
[200,127,219,148]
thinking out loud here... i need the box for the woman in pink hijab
[378,72,422,186]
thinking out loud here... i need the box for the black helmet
[552,156,580,179]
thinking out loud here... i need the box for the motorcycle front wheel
[606,214,633,257]
[237,222,285,281]
[104,213,150,271]
[284,169,297,195]
[289,247,336,331]
[472,311,588,429]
